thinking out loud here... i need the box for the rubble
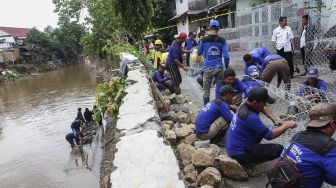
[197,167,221,186]
[177,143,196,166]
[213,154,248,180]
[192,145,220,167]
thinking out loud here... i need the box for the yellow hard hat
[155,39,163,45]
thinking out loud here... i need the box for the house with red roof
[0,27,32,62]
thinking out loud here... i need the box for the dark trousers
[65,133,80,147]
[301,45,313,71]
[156,82,174,93]
[231,143,284,165]
[186,53,190,67]
[277,48,294,84]
[166,61,182,94]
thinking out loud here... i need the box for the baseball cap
[248,65,260,78]
[209,19,220,29]
[178,32,187,39]
[306,67,319,78]
[305,103,336,127]
[247,87,275,104]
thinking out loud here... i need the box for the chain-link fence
[219,0,336,80]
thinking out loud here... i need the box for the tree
[151,0,177,44]
[113,0,154,37]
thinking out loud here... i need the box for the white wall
[176,0,189,15]
[177,16,190,34]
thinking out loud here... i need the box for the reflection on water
[0,63,103,188]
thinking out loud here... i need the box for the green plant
[16,56,25,63]
[93,77,126,119]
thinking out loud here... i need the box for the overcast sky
[0,0,59,31]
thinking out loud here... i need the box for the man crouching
[195,85,234,141]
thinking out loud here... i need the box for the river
[0,63,103,188]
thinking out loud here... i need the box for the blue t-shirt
[261,54,284,71]
[215,78,247,99]
[152,70,169,84]
[241,77,263,98]
[244,48,270,75]
[185,38,197,51]
[197,35,230,70]
[166,42,183,65]
[296,79,327,96]
[284,132,336,188]
[195,99,233,134]
[226,104,273,157]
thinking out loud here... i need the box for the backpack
[266,133,303,188]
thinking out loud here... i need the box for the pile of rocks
[158,93,248,188]
[81,122,98,144]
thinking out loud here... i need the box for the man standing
[300,15,317,75]
[195,85,234,141]
[281,103,336,187]
[197,19,230,105]
[184,32,197,67]
[243,47,270,76]
[226,87,297,166]
[272,16,295,82]
[166,32,187,95]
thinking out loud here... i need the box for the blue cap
[306,67,318,78]
[209,19,220,29]
[248,65,260,78]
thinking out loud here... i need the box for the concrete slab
[110,130,184,188]
[116,69,156,130]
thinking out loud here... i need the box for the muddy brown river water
[0,63,103,188]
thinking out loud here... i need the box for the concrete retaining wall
[109,53,184,188]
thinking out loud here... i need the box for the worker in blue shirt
[195,85,234,141]
[166,32,187,95]
[259,54,291,89]
[197,19,230,105]
[242,66,283,125]
[215,68,247,107]
[296,67,327,100]
[282,103,336,188]
[152,65,174,93]
[242,65,263,95]
[243,47,270,75]
[184,32,197,67]
[226,87,297,166]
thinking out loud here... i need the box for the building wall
[177,16,190,33]
[175,0,189,14]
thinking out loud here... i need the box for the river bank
[0,59,83,84]
[0,63,102,188]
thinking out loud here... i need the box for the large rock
[164,130,177,145]
[161,120,174,126]
[176,111,191,124]
[178,143,196,166]
[171,104,190,113]
[192,144,220,167]
[184,164,198,184]
[161,123,172,131]
[171,95,187,104]
[184,134,198,145]
[175,127,194,139]
[213,154,248,180]
[200,186,214,188]
[189,103,200,124]
[164,111,178,122]
[197,167,221,186]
